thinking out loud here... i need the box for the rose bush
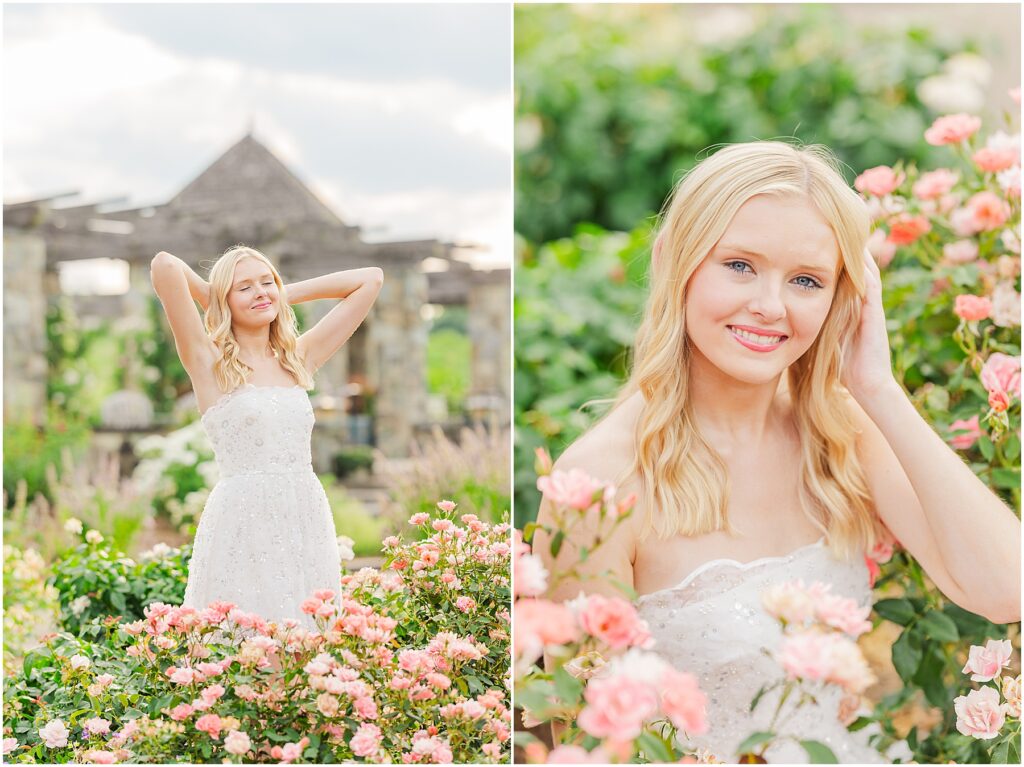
[2,503,511,763]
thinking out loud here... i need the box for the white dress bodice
[635,539,894,763]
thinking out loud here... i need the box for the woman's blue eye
[793,275,823,290]
[720,262,753,274]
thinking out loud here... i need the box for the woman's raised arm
[286,267,384,373]
[150,251,215,374]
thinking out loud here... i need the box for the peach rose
[954,294,993,321]
[913,168,958,200]
[855,166,905,197]
[886,214,931,245]
[966,191,1012,231]
[948,415,982,450]
[1002,675,1021,718]
[962,638,1013,682]
[955,685,1006,739]
[513,598,580,666]
[925,113,982,145]
[980,353,1021,401]
[224,730,252,756]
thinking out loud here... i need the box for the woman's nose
[748,282,786,322]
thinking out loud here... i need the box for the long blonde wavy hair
[205,245,314,394]
[610,141,886,562]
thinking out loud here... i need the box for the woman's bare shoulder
[553,391,643,484]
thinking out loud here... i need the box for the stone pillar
[467,271,511,425]
[372,264,428,456]
[2,232,48,423]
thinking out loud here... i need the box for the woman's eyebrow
[717,244,835,274]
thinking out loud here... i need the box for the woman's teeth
[729,327,784,345]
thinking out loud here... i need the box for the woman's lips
[727,325,787,352]
[253,302,272,309]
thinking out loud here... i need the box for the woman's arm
[150,251,214,373]
[845,247,1020,624]
[291,267,384,373]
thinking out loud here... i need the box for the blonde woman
[150,245,382,630]
[535,142,1020,762]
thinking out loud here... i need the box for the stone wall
[3,232,48,421]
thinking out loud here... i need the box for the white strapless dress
[635,538,901,764]
[182,384,342,631]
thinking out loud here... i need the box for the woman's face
[226,257,281,328]
[684,194,841,385]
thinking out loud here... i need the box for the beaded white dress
[635,538,902,764]
[182,384,342,631]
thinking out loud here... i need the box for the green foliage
[2,413,90,508]
[427,328,472,413]
[140,294,190,416]
[514,225,649,526]
[331,445,375,479]
[320,475,390,558]
[515,4,972,243]
[45,298,111,423]
[48,536,191,637]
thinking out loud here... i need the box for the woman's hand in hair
[841,247,898,403]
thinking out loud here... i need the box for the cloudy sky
[3,3,512,267]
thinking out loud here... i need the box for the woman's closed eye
[723,260,823,291]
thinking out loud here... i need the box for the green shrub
[331,446,375,479]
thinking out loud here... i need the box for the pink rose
[865,555,881,588]
[913,168,958,200]
[578,594,652,649]
[943,240,979,264]
[814,594,873,638]
[779,630,836,682]
[534,447,554,475]
[998,166,1021,198]
[578,675,659,740]
[547,745,610,763]
[966,191,1011,231]
[224,729,251,756]
[409,513,430,526]
[962,639,1013,682]
[536,468,605,511]
[954,294,993,321]
[989,389,1010,413]
[866,228,897,269]
[825,635,877,694]
[761,580,822,625]
[166,666,201,685]
[886,214,931,245]
[855,166,905,197]
[955,685,1006,739]
[436,499,457,513]
[974,147,1019,173]
[948,415,982,450]
[513,599,580,666]
[455,596,476,612]
[353,695,378,720]
[980,353,1021,402]
[659,669,708,735]
[925,113,982,145]
[513,550,548,598]
[350,723,382,758]
[195,713,222,738]
[316,693,340,717]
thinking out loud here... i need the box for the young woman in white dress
[535,142,1020,762]
[150,245,382,631]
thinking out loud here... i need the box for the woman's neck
[232,326,274,360]
[686,352,788,447]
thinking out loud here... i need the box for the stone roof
[163,133,345,227]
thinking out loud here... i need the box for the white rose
[69,654,91,671]
[336,536,355,562]
[85,530,103,544]
[63,518,83,535]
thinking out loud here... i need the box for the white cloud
[3,5,511,265]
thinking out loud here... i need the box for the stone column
[467,271,511,425]
[372,263,428,456]
[2,232,48,423]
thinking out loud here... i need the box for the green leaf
[919,611,959,642]
[637,731,673,763]
[1004,433,1021,462]
[552,665,583,705]
[873,598,915,626]
[847,716,872,732]
[991,739,1010,764]
[978,435,995,461]
[736,731,774,755]
[550,530,565,558]
[944,603,997,639]
[992,468,1020,489]
[892,629,923,683]
[799,740,839,763]
[522,521,539,544]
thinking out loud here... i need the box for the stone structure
[3,133,510,459]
